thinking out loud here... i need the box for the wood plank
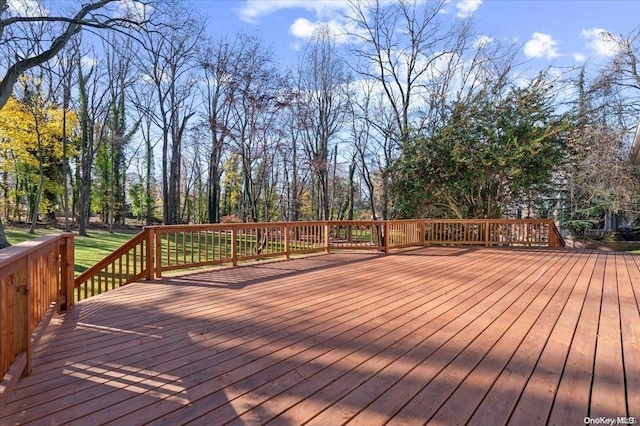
[302,251,560,426]
[547,252,606,424]
[589,253,626,418]
[152,249,542,425]
[484,252,597,424]
[2,250,478,422]
[70,248,510,424]
[384,251,574,425]
[344,250,562,426]
[3,255,408,420]
[1,248,634,425]
[619,254,640,418]
[433,252,589,424]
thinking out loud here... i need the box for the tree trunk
[0,220,10,249]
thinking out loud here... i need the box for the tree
[347,0,471,218]
[562,66,640,237]
[199,35,242,223]
[225,35,281,223]
[0,0,152,247]
[595,27,640,126]
[563,125,640,237]
[94,35,138,231]
[0,0,152,109]
[136,2,203,224]
[0,78,71,233]
[298,27,350,220]
[394,75,568,219]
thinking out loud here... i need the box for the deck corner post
[232,226,238,266]
[324,222,330,254]
[284,223,290,259]
[484,219,490,247]
[154,227,162,279]
[145,227,154,281]
[60,233,75,312]
[384,221,390,254]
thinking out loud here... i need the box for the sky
[192,0,640,71]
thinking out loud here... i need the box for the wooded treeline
[1,0,639,247]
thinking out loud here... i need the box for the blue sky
[193,0,639,70]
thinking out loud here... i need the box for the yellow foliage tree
[0,91,77,229]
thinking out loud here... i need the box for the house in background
[586,119,640,237]
[631,117,640,166]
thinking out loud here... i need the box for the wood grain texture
[1,247,635,425]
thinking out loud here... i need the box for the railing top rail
[0,234,69,279]
[146,219,430,232]
[422,218,555,223]
[74,230,147,286]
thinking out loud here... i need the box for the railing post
[284,223,290,259]
[145,227,154,281]
[16,259,31,377]
[324,222,331,253]
[484,219,490,247]
[60,233,75,312]
[384,221,390,254]
[154,227,162,279]
[231,226,238,266]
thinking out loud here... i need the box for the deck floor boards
[1,247,638,425]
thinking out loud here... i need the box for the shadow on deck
[1,247,638,425]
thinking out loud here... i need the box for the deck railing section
[424,219,487,245]
[74,229,150,303]
[424,219,565,247]
[0,234,74,406]
[70,219,564,304]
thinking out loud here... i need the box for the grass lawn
[5,227,139,275]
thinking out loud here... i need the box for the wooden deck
[1,247,638,425]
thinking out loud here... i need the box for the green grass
[5,227,138,275]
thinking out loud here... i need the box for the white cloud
[456,0,482,18]
[81,56,97,69]
[237,0,350,24]
[7,0,47,16]
[573,52,587,62]
[523,32,561,59]
[290,18,318,39]
[116,0,153,21]
[473,35,493,49]
[289,16,366,44]
[580,28,620,57]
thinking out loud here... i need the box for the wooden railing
[0,234,74,406]
[0,218,563,401]
[424,219,565,247]
[71,219,564,304]
[74,229,151,303]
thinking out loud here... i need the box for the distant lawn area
[5,226,139,275]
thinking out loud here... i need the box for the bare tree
[75,41,111,236]
[346,0,474,218]
[199,35,242,223]
[564,124,640,236]
[220,35,281,223]
[589,27,640,135]
[135,2,204,224]
[0,0,152,109]
[278,81,303,221]
[56,43,79,231]
[298,27,350,220]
